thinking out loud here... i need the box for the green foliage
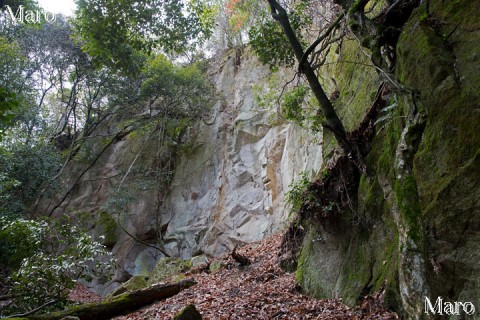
[279,84,323,133]
[374,94,398,127]
[141,56,213,112]
[0,88,18,133]
[0,217,113,315]
[249,8,310,71]
[190,0,217,40]
[0,218,46,269]
[139,55,213,132]
[0,35,25,86]
[0,36,26,134]
[1,0,40,12]
[281,85,308,125]
[249,13,294,71]
[285,171,312,214]
[252,74,322,131]
[74,0,212,73]
[0,143,62,217]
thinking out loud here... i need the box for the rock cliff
[38,47,323,292]
[36,1,480,316]
[294,0,480,318]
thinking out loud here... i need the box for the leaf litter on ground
[70,233,398,319]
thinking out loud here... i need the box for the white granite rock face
[160,48,323,259]
[41,48,323,285]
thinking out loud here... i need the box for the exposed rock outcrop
[37,47,323,293]
[160,48,322,260]
[294,1,480,318]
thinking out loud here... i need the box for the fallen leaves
[111,234,398,320]
[74,233,398,319]
[68,282,102,304]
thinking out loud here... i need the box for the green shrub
[0,218,47,269]
[0,217,113,315]
[285,171,312,214]
[281,85,308,126]
[0,143,62,217]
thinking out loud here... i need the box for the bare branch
[5,299,58,318]
[299,12,346,72]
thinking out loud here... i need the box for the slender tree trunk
[266,0,351,154]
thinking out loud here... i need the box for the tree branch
[266,0,351,154]
[6,299,58,318]
[298,12,345,73]
[0,293,17,301]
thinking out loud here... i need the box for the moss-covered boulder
[147,257,187,286]
[173,304,202,320]
[95,210,117,248]
[190,255,209,268]
[209,259,224,274]
[107,276,147,298]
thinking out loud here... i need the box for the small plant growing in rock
[285,171,313,214]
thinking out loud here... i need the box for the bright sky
[37,0,77,16]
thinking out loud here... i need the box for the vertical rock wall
[294,1,480,318]
[40,47,323,286]
[160,47,323,258]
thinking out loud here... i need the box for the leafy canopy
[140,55,213,118]
[249,2,311,71]
[0,36,26,133]
[0,143,62,217]
[74,0,212,72]
[1,0,40,12]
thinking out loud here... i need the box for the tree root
[231,245,252,266]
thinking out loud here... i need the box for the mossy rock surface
[296,0,480,315]
[173,304,202,320]
[190,255,209,268]
[396,0,480,309]
[209,259,224,274]
[147,257,187,286]
[96,210,117,248]
[108,276,147,298]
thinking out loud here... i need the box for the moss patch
[107,276,147,298]
[174,304,202,320]
[147,257,188,286]
[97,210,117,248]
[394,176,422,241]
[209,259,224,274]
[296,227,335,299]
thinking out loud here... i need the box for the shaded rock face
[39,47,322,289]
[295,0,480,318]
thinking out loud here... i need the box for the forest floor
[70,234,399,319]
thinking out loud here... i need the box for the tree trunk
[266,0,351,154]
[27,279,196,320]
